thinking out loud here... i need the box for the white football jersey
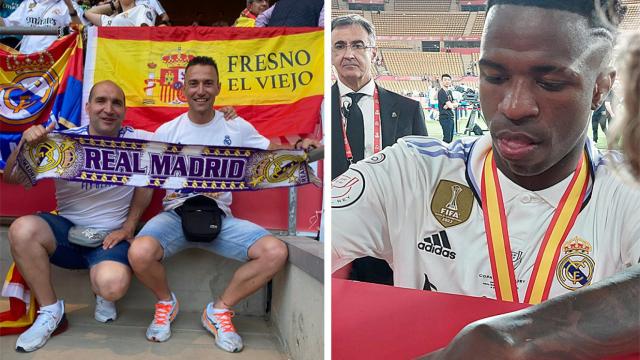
[136,0,165,16]
[332,135,640,301]
[101,4,155,27]
[153,111,270,215]
[55,125,152,230]
[3,0,86,54]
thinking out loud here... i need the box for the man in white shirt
[3,81,151,352]
[0,0,84,54]
[120,56,319,353]
[333,0,640,358]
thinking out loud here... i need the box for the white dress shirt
[337,78,378,158]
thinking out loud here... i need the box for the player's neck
[188,108,215,125]
[122,3,135,12]
[493,142,585,191]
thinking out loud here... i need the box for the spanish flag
[83,26,324,137]
[0,28,84,170]
[0,263,37,335]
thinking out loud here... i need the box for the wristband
[110,1,116,11]
[69,10,78,17]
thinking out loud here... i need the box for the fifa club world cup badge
[430,180,474,228]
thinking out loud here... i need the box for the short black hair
[441,74,452,80]
[486,0,626,39]
[185,56,220,79]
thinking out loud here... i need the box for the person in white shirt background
[0,0,84,54]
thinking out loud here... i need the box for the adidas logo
[417,231,456,259]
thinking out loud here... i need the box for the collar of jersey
[466,134,598,210]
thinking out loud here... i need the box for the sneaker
[94,295,117,323]
[201,303,243,353]
[146,293,179,342]
[16,302,68,352]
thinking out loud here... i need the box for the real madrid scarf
[13,132,319,191]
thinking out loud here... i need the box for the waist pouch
[175,195,225,243]
[68,226,110,248]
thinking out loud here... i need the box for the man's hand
[420,265,640,360]
[22,123,55,145]
[419,316,524,360]
[220,106,237,120]
[102,225,135,250]
[295,138,321,150]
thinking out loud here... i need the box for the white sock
[158,293,175,305]
[40,300,63,318]
[211,306,230,314]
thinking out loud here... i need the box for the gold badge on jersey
[430,180,474,228]
[556,236,595,291]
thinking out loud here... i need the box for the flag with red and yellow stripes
[83,26,324,136]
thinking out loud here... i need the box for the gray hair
[331,14,376,47]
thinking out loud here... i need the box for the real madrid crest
[430,180,474,228]
[27,136,82,176]
[556,236,595,291]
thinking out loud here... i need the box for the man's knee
[8,216,52,253]
[128,236,162,268]
[252,236,288,266]
[92,263,130,301]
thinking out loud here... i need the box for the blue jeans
[136,210,270,262]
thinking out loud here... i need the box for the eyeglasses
[332,42,375,54]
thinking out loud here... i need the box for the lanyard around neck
[340,86,381,163]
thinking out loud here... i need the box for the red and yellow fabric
[234,8,258,27]
[0,28,84,170]
[0,263,37,335]
[83,27,324,137]
[481,150,590,304]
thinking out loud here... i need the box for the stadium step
[0,226,324,360]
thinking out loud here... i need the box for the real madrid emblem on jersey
[556,236,595,291]
[430,180,474,228]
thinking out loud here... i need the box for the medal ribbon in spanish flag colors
[481,149,590,304]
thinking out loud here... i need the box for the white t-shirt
[101,4,155,27]
[332,135,640,301]
[55,125,152,231]
[153,111,270,215]
[3,0,85,54]
[136,0,165,16]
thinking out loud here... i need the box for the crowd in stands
[0,0,170,54]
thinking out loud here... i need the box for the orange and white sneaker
[201,303,243,352]
[146,293,179,342]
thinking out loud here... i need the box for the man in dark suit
[331,14,427,285]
